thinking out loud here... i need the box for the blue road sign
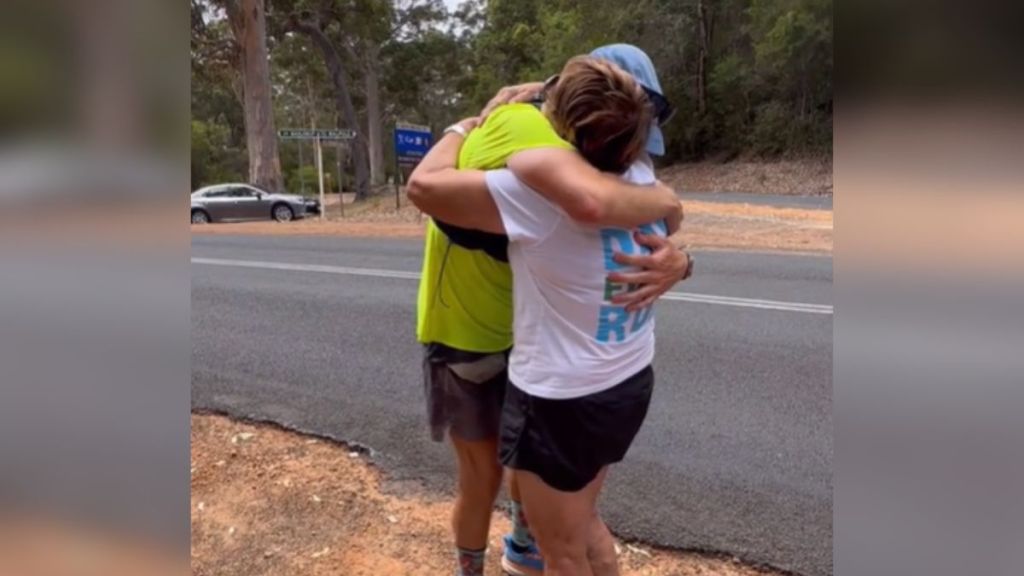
[394,122,433,165]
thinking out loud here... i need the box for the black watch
[681,251,695,280]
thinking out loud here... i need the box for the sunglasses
[539,74,676,127]
[643,85,677,127]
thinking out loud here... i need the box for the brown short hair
[545,56,653,173]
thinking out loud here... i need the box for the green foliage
[286,165,320,195]
[748,101,790,156]
[191,120,246,189]
[649,0,833,159]
[746,0,832,153]
[191,0,833,186]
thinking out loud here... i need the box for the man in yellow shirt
[415,48,690,576]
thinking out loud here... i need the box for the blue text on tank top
[596,220,669,343]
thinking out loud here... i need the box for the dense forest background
[191,0,832,195]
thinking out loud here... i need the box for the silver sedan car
[190,184,320,224]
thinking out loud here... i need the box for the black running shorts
[499,365,654,492]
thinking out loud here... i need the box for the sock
[455,546,485,576]
[510,500,535,550]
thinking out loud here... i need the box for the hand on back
[480,82,546,120]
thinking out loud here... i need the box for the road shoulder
[191,413,783,576]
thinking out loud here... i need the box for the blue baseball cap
[590,43,668,156]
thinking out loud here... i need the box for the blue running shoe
[501,534,543,576]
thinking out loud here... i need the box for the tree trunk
[225,0,283,192]
[291,19,370,200]
[800,66,810,121]
[365,43,385,187]
[696,0,710,115]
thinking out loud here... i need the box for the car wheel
[272,203,294,222]
[191,209,211,224]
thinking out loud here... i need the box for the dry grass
[680,200,832,253]
[193,159,835,252]
[191,413,781,576]
[659,159,833,196]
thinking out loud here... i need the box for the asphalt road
[678,191,833,210]
[191,234,833,576]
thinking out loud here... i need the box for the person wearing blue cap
[479,43,685,306]
[482,43,675,160]
[589,44,676,157]
[412,53,689,576]
[408,45,688,576]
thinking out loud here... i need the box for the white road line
[658,292,832,314]
[192,257,832,315]
[191,257,420,280]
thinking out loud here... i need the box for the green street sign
[278,129,357,140]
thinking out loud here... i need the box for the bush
[191,120,245,188]
[748,102,791,156]
[286,166,320,196]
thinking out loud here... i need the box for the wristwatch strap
[443,123,468,138]
[682,251,695,280]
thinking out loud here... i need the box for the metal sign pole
[298,140,305,194]
[342,141,350,217]
[394,154,401,212]
[315,136,325,221]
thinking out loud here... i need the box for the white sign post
[315,136,325,220]
[279,129,357,220]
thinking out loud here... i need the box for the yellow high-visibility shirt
[415,104,573,352]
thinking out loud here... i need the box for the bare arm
[507,148,682,229]
[405,118,505,234]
